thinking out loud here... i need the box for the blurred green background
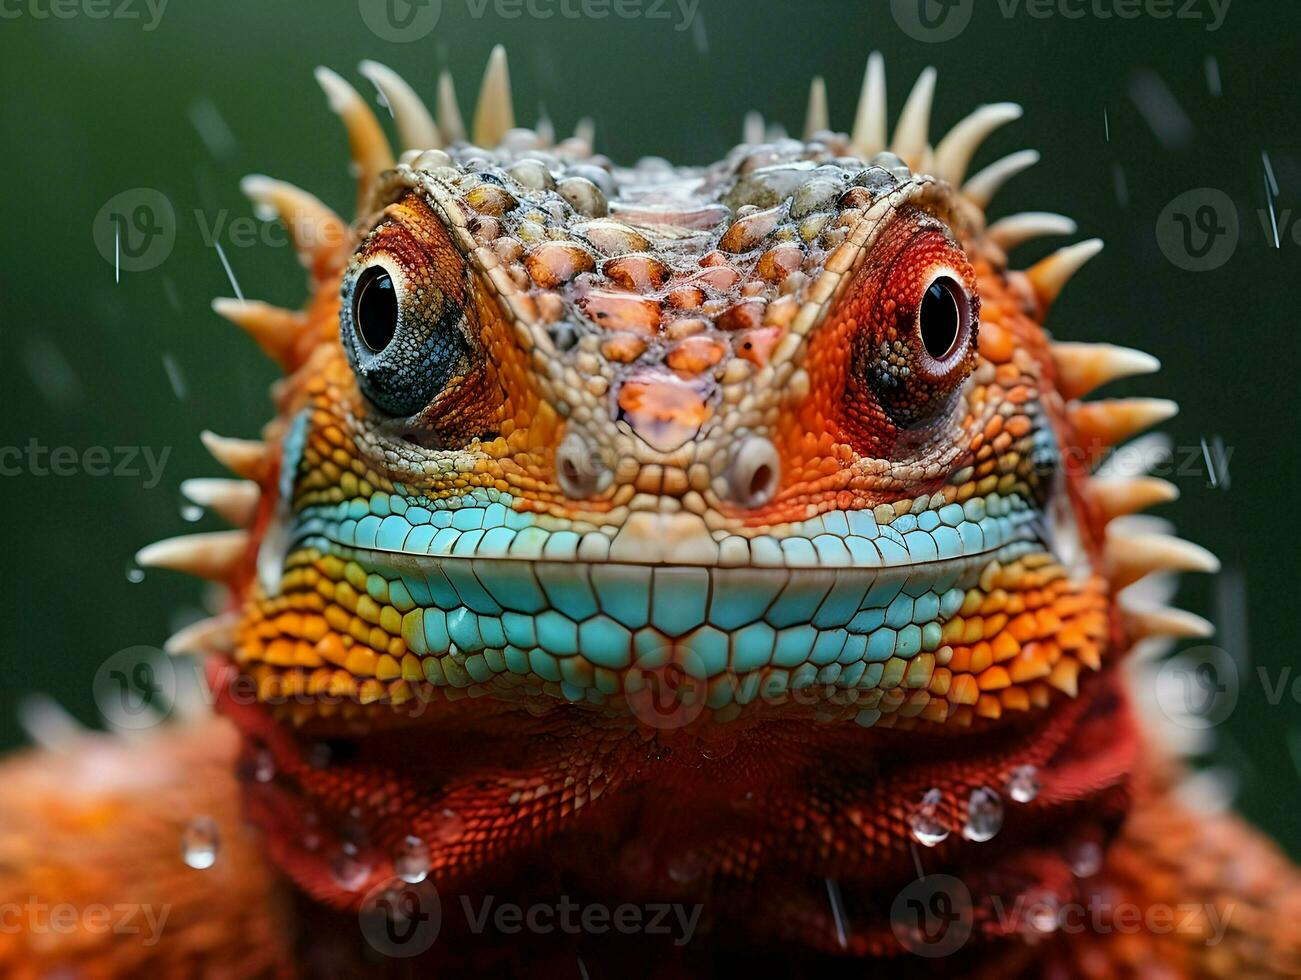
[1,0,1296,853]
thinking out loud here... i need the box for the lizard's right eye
[340,257,470,418]
[353,266,398,353]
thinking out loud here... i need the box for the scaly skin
[2,50,1298,977]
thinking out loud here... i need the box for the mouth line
[303,521,1045,575]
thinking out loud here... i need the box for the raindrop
[961,787,1004,843]
[182,816,220,869]
[301,811,322,852]
[329,842,371,892]
[1023,890,1059,934]
[394,835,431,884]
[306,742,332,769]
[430,807,464,845]
[253,748,275,783]
[1067,839,1103,878]
[666,850,706,884]
[125,563,145,584]
[1006,765,1040,804]
[908,788,950,848]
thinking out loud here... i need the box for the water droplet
[1067,839,1103,878]
[961,786,1004,842]
[125,563,145,584]
[1023,890,1059,934]
[1006,764,1040,804]
[253,748,275,783]
[666,850,705,884]
[908,788,950,847]
[301,811,322,852]
[180,502,204,523]
[394,835,430,884]
[329,842,371,891]
[181,816,220,869]
[306,742,332,769]
[430,807,464,845]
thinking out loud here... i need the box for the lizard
[2,46,1299,978]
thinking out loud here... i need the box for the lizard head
[147,50,1217,741]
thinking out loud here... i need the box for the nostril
[555,432,611,500]
[726,437,780,507]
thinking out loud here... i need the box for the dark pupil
[354,267,398,353]
[919,278,962,360]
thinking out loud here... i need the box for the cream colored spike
[851,51,887,157]
[803,76,829,140]
[200,430,269,480]
[1069,398,1178,451]
[1091,476,1178,522]
[987,212,1077,251]
[933,102,1023,186]
[314,67,395,212]
[136,530,250,581]
[358,60,442,151]
[1051,342,1160,400]
[890,66,937,170]
[963,149,1040,210]
[180,478,260,527]
[1120,601,1214,641]
[239,175,346,279]
[573,116,596,149]
[1105,529,1220,589]
[17,694,85,752]
[743,111,765,145]
[1026,238,1104,308]
[211,297,304,369]
[165,612,240,656]
[536,110,555,147]
[472,45,515,148]
[437,70,466,143]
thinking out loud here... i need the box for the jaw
[233,482,1095,733]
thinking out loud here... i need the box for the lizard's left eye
[340,259,470,418]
